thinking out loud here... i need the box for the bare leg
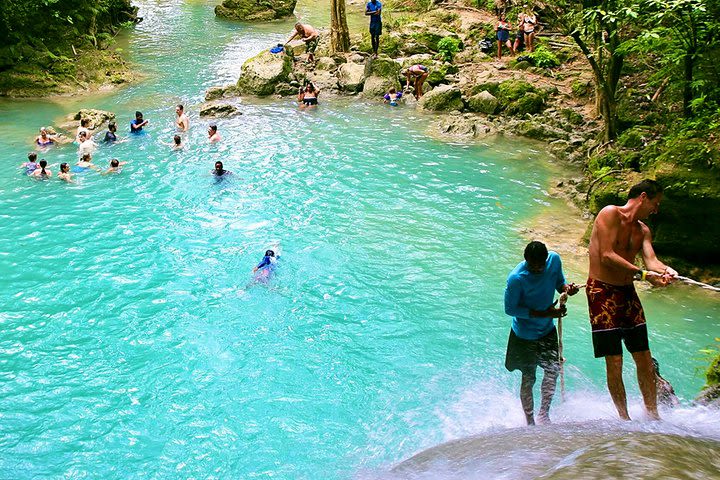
[513,37,521,53]
[506,40,514,54]
[538,366,558,424]
[605,354,630,420]
[520,370,536,425]
[497,40,502,60]
[632,350,660,420]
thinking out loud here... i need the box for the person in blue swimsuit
[35,127,56,147]
[130,111,149,134]
[104,121,119,143]
[365,0,382,56]
[21,152,39,175]
[383,88,403,106]
[252,249,278,283]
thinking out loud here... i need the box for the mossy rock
[654,137,720,170]
[215,0,297,21]
[572,80,592,98]
[587,175,633,215]
[515,120,569,142]
[358,32,403,57]
[471,81,500,96]
[512,60,532,71]
[617,127,649,149]
[426,63,458,86]
[418,84,464,111]
[707,354,720,386]
[506,92,545,115]
[364,55,400,79]
[236,50,293,96]
[497,79,537,102]
[422,10,461,32]
[410,30,461,52]
[560,108,584,126]
[588,151,623,175]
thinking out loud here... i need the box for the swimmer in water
[130,111,149,134]
[76,118,91,143]
[172,134,183,150]
[73,153,100,172]
[104,121,120,143]
[383,87,403,106]
[211,161,231,177]
[57,163,74,183]
[208,124,221,143]
[103,158,127,175]
[176,104,189,132]
[21,152,39,175]
[77,131,97,159]
[31,159,51,178]
[36,127,56,147]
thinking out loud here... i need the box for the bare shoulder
[596,204,620,222]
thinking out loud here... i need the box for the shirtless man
[208,124,221,143]
[586,179,677,420]
[175,104,189,132]
[286,23,320,63]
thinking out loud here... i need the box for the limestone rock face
[67,109,115,131]
[199,102,241,118]
[466,91,499,114]
[337,62,366,93]
[430,114,496,140]
[305,70,339,92]
[315,57,337,71]
[418,84,464,112]
[205,84,239,101]
[215,0,297,21]
[236,50,293,96]
[364,55,401,79]
[362,76,400,98]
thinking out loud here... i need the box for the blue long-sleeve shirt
[504,251,567,340]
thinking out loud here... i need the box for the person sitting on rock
[298,82,320,108]
[36,127,56,147]
[383,87,403,106]
[286,23,319,63]
[402,65,429,100]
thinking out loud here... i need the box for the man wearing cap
[504,241,578,425]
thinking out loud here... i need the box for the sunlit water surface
[0,1,718,478]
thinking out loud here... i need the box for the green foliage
[571,80,591,98]
[700,339,720,386]
[437,37,461,63]
[528,46,560,68]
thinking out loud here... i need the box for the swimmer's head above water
[214,161,225,175]
[265,250,275,257]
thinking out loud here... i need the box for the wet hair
[135,111,143,118]
[209,124,217,132]
[39,159,47,175]
[389,87,396,94]
[28,152,37,162]
[79,130,87,139]
[177,104,184,111]
[60,162,69,172]
[174,134,182,145]
[108,121,117,131]
[295,22,303,29]
[524,241,548,264]
[215,161,223,169]
[628,179,663,200]
[265,249,275,257]
[110,159,120,167]
[81,153,92,162]
[80,118,89,127]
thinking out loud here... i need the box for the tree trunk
[683,49,694,117]
[330,0,350,53]
[599,90,618,142]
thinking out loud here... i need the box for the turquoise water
[1,1,719,478]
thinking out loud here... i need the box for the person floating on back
[586,179,677,421]
[504,241,579,425]
[130,111,149,134]
[365,0,382,56]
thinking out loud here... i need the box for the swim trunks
[303,97,318,106]
[305,37,319,54]
[505,327,559,374]
[586,277,649,357]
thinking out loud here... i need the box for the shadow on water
[370,421,720,479]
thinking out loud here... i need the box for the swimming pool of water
[1,1,719,478]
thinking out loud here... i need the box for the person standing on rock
[522,9,537,53]
[496,14,513,60]
[366,0,382,56]
[175,104,189,132]
[586,179,677,421]
[504,241,579,425]
[286,23,319,64]
[402,64,429,100]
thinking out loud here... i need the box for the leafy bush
[529,46,560,68]
[437,37,462,63]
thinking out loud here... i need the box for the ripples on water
[0,1,719,478]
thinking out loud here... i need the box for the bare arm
[640,222,677,281]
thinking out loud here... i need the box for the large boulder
[337,62,366,93]
[62,109,115,131]
[418,84,464,112]
[305,70,339,92]
[236,50,293,96]
[364,55,401,79]
[215,0,297,21]
[362,76,400,98]
[467,91,499,114]
[315,57,337,71]
[205,84,239,101]
[199,101,241,118]
[429,114,496,140]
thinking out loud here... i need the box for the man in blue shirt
[365,0,382,56]
[130,111,149,134]
[504,241,578,425]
